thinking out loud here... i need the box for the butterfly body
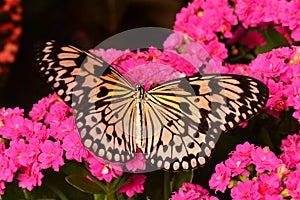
[36,40,269,171]
[134,84,147,151]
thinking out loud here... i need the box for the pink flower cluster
[173,0,300,63]
[208,134,300,199]
[0,93,146,197]
[118,174,147,197]
[233,0,300,41]
[170,182,218,200]
[91,47,199,90]
[174,0,237,62]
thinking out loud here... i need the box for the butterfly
[36,40,269,171]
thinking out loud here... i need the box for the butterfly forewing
[36,40,138,163]
[36,41,88,105]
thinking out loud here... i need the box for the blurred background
[0,0,188,111]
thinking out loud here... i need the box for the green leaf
[254,27,290,55]
[170,170,194,192]
[111,173,133,191]
[60,160,86,175]
[94,193,107,200]
[65,174,105,194]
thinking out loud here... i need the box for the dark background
[2,0,188,111]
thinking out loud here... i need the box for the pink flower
[4,139,28,167]
[239,121,249,128]
[174,0,237,42]
[28,93,59,121]
[163,32,184,49]
[285,169,300,199]
[230,142,255,163]
[0,181,5,195]
[29,98,49,121]
[264,79,286,114]
[24,139,40,166]
[209,162,231,192]
[86,153,123,182]
[0,154,17,182]
[95,46,199,88]
[241,30,266,49]
[280,63,300,84]
[230,180,261,200]
[203,39,228,63]
[292,109,300,124]
[249,52,287,78]
[182,41,218,74]
[0,141,5,153]
[17,162,43,191]
[225,156,250,177]
[118,174,146,197]
[285,80,300,109]
[291,26,300,41]
[226,26,244,45]
[62,131,88,162]
[0,107,24,121]
[251,146,281,173]
[221,63,249,75]
[170,182,218,200]
[280,133,300,168]
[279,1,300,30]
[125,150,146,172]
[165,51,198,76]
[55,116,77,140]
[44,101,71,129]
[257,172,283,198]
[38,140,64,171]
[0,115,24,140]
[23,121,49,141]
[234,0,265,28]
[5,138,40,167]
[91,48,129,65]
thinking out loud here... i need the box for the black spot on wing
[98,86,109,98]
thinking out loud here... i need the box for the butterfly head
[135,84,146,101]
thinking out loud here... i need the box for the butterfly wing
[145,74,269,171]
[36,40,138,162]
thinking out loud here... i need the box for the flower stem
[22,188,30,200]
[105,183,117,200]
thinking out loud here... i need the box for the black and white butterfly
[36,40,269,171]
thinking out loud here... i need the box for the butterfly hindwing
[146,74,268,171]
